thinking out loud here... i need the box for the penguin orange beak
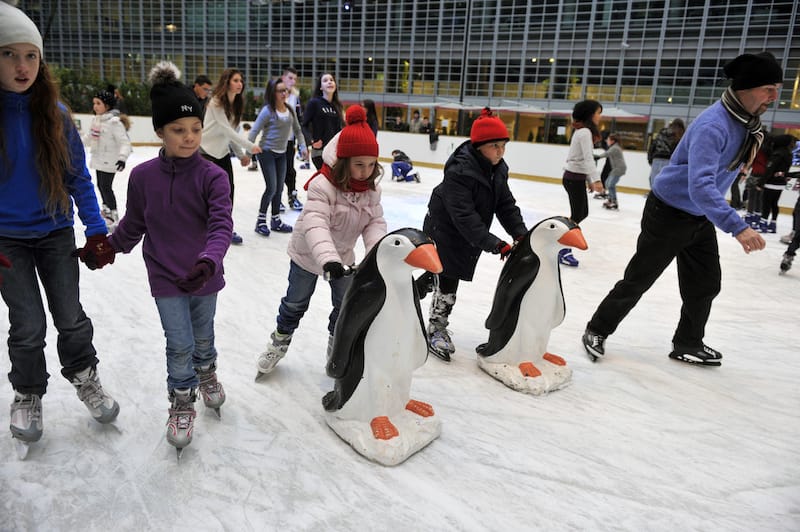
[405,243,443,273]
[558,227,587,250]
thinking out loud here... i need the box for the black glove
[0,253,10,287]
[72,234,116,270]
[115,160,126,172]
[323,261,346,281]
[492,240,513,260]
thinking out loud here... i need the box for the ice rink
[1,146,798,531]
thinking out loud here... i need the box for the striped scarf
[720,87,764,171]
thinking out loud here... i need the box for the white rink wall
[73,113,797,210]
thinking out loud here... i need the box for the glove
[115,160,126,172]
[492,240,513,260]
[72,234,116,270]
[0,253,10,287]
[323,261,346,281]
[414,272,435,300]
[176,259,215,293]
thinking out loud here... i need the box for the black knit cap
[95,89,116,109]
[148,61,204,129]
[723,52,783,91]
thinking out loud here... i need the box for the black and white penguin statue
[323,228,443,465]
[476,216,587,395]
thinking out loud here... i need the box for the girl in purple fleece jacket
[77,62,233,453]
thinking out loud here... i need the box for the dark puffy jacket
[648,128,678,163]
[423,141,527,281]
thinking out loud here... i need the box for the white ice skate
[166,388,196,460]
[10,392,43,460]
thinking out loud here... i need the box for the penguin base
[324,407,442,466]
[477,355,572,395]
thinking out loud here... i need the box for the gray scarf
[720,87,764,171]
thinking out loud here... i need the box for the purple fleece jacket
[110,149,233,297]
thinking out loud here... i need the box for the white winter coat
[83,112,131,173]
[287,132,386,275]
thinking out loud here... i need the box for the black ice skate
[668,344,723,367]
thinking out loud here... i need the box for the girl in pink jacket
[256,106,387,377]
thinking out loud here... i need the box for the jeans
[257,150,287,216]
[605,172,624,203]
[154,294,218,391]
[0,228,99,395]
[588,194,721,348]
[277,261,352,336]
[648,158,669,189]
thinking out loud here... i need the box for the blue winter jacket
[0,90,106,238]
[652,101,750,237]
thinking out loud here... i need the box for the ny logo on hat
[180,105,194,112]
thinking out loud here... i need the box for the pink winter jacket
[288,132,386,274]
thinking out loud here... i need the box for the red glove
[72,235,116,270]
[0,253,10,286]
[493,240,513,260]
[176,259,215,293]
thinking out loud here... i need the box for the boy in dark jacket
[418,108,527,361]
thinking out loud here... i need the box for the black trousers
[562,173,589,223]
[202,153,235,204]
[588,194,721,348]
[96,170,117,210]
[285,139,297,197]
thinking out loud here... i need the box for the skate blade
[175,447,184,461]
[212,408,221,419]
[14,438,31,460]
[427,346,452,363]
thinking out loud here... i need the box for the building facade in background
[23,0,800,149]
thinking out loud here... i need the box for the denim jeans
[277,261,352,336]
[588,194,721,347]
[605,172,624,203]
[154,294,218,391]
[0,228,99,396]
[257,150,287,216]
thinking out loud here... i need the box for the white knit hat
[0,2,45,57]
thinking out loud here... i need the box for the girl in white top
[83,89,131,228]
[200,68,262,245]
[560,99,604,267]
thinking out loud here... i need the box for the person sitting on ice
[391,149,420,182]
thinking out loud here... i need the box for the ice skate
[270,215,293,233]
[780,253,793,274]
[582,327,606,362]
[288,190,303,211]
[71,366,120,424]
[558,248,579,267]
[166,388,196,459]
[427,326,455,362]
[196,363,225,417]
[427,290,456,362]
[10,392,42,460]
[668,344,722,367]
[779,231,795,245]
[255,330,292,380]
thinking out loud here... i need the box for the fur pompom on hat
[95,89,116,109]
[148,61,204,130]
[724,52,783,91]
[336,105,379,159]
[0,1,44,57]
[470,107,509,148]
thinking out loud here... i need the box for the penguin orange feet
[370,416,399,440]
[405,399,434,417]
[518,362,542,378]
[543,352,567,366]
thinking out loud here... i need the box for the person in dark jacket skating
[417,107,527,361]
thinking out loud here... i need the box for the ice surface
[1,147,798,531]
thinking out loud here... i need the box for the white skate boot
[196,363,225,417]
[255,330,292,379]
[71,366,120,424]
[10,392,43,459]
[166,388,197,459]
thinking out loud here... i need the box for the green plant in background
[52,65,150,116]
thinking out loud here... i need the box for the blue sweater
[652,101,749,236]
[0,90,106,238]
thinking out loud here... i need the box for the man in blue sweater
[582,52,783,367]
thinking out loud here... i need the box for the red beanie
[470,107,509,147]
[336,105,379,159]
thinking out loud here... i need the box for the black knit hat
[95,89,116,109]
[148,61,204,129]
[723,52,783,91]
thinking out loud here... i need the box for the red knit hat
[470,107,509,147]
[336,105,379,159]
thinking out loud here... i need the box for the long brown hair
[0,61,72,216]
[329,156,384,192]
[210,68,245,128]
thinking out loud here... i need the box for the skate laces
[168,408,196,430]
[76,376,108,409]
[11,394,42,424]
